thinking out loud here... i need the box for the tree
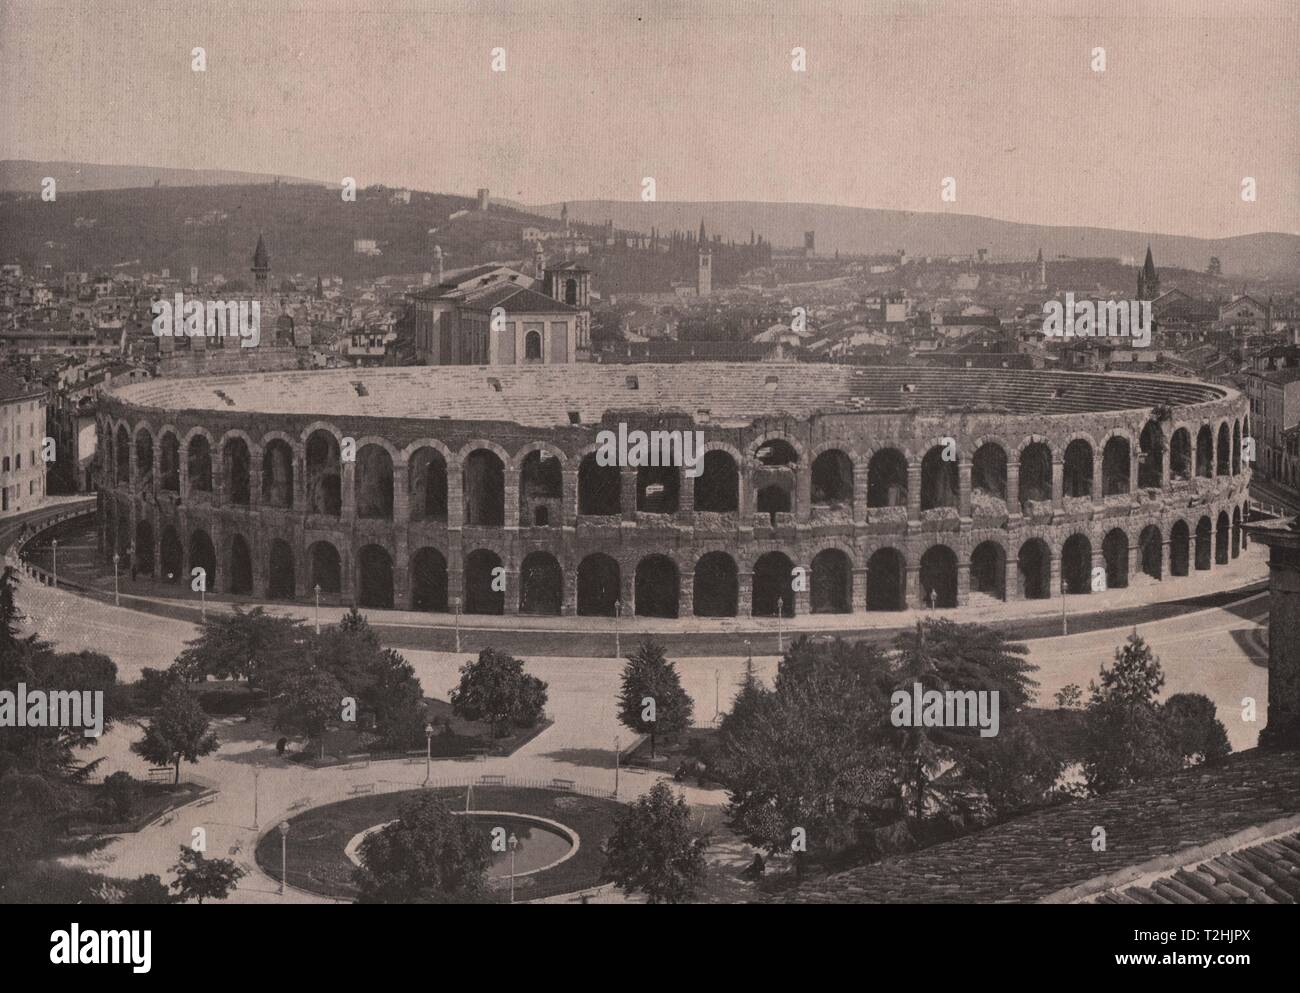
[173,605,303,688]
[449,648,548,738]
[130,685,219,783]
[353,793,490,903]
[617,639,693,758]
[169,846,246,904]
[274,665,345,759]
[1162,693,1230,766]
[603,782,708,904]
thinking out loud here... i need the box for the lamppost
[423,722,434,786]
[777,595,784,654]
[112,552,120,606]
[508,833,519,904]
[314,584,321,634]
[200,578,206,620]
[614,599,622,659]
[714,667,720,723]
[252,765,260,830]
[453,596,461,652]
[277,820,290,896]
[613,734,620,798]
[745,639,752,668]
[50,538,57,588]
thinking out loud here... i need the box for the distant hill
[534,200,1300,282]
[0,160,326,194]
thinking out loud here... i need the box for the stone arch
[262,438,295,509]
[463,548,505,615]
[1063,438,1094,499]
[223,435,252,506]
[1017,537,1051,600]
[751,437,798,519]
[185,430,213,494]
[1170,427,1193,480]
[463,448,505,526]
[1232,421,1242,476]
[970,540,1006,600]
[268,539,295,600]
[1215,510,1230,564]
[810,449,854,510]
[1216,423,1231,476]
[577,553,620,616]
[693,551,738,617]
[1195,425,1214,478]
[810,547,852,613]
[1138,420,1164,489]
[133,425,155,489]
[752,550,795,617]
[519,450,564,526]
[1139,524,1162,580]
[408,445,449,523]
[971,441,1008,500]
[355,443,394,520]
[357,543,394,608]
[750,434,803,466]
[635,554,679,618]
[1101,435,1131,496]
[158,430,181,492]
[305,429,342,516]
[756,483,791,523]
[1018,440,1053,511]
[867,447,909,508]
[866,547,906,610]
[1102,528,1129,590]
[228,533,254,594]
[410,547,448,612]
[919,544,958,608]
[160,524,182,582]
[1170,520,1191,576]
[134,519,155,577]
[308,540,342,594]
[519,551,563,615]
[578,450,621,516]
[1194,515,1213,570]
[920,444,959,511]
[188,529,216,588]
[1061,533,1092,594]
[115,424,130,485]
[695,448,739,513]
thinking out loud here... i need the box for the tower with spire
[1036,247,1046,288]
[251,233,270,288]
[1137,245,1160,301]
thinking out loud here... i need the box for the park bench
[343,760,370,771]
[348,783,375,796]
[195,796,216,808]
[550,778,576,792]
[477,774,505,786]
[147,767,172,784]
[287,796,311,811]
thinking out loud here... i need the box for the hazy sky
[2,0,1296,238]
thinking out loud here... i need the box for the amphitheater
[97,363,1252,620]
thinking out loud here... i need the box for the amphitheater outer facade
[98,364,1252,619]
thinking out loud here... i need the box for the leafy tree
[1083,634,1179,794]
[1054,684,1083,709]
[354,793,490,903]
[173,605,303,688]
[102,771,138,821]
[603,782,708,904]
[1091,632,1164,706]
[617,639,693,758]
[169,846,246,904]
[449,649,548,738]
[273,665,345,759]
[1162,693,1231,766]
[130,685,219,783]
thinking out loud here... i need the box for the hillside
[0,160,324,194]
[534,200,1300,282]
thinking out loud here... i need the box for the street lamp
[777,595,784,654]
[252,765,260,830]
[508,833,519,904]
[277,820,290,896]
[423,722,434,786]
[314,583,321,635]
[714,667,720,723]
[613,734,621,798]
[614,599,622,659]
[453,596,461,652]
[1060,578,1069,636]
[50,538,57,588]
[112,552,120,606]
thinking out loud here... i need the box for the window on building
[524,330,542,360]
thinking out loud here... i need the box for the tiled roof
[780,747,1300,904]
[458,284,579,315]
[0,373,43,402]
[1094,831,1300,904]
[108,364,1228,427]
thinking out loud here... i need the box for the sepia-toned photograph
[1,0,1297,970]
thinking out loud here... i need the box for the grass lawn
[64,780,213,836]
[625,726,726,790]
[254,786,623,903]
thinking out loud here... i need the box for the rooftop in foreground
[109,364,1230,428]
